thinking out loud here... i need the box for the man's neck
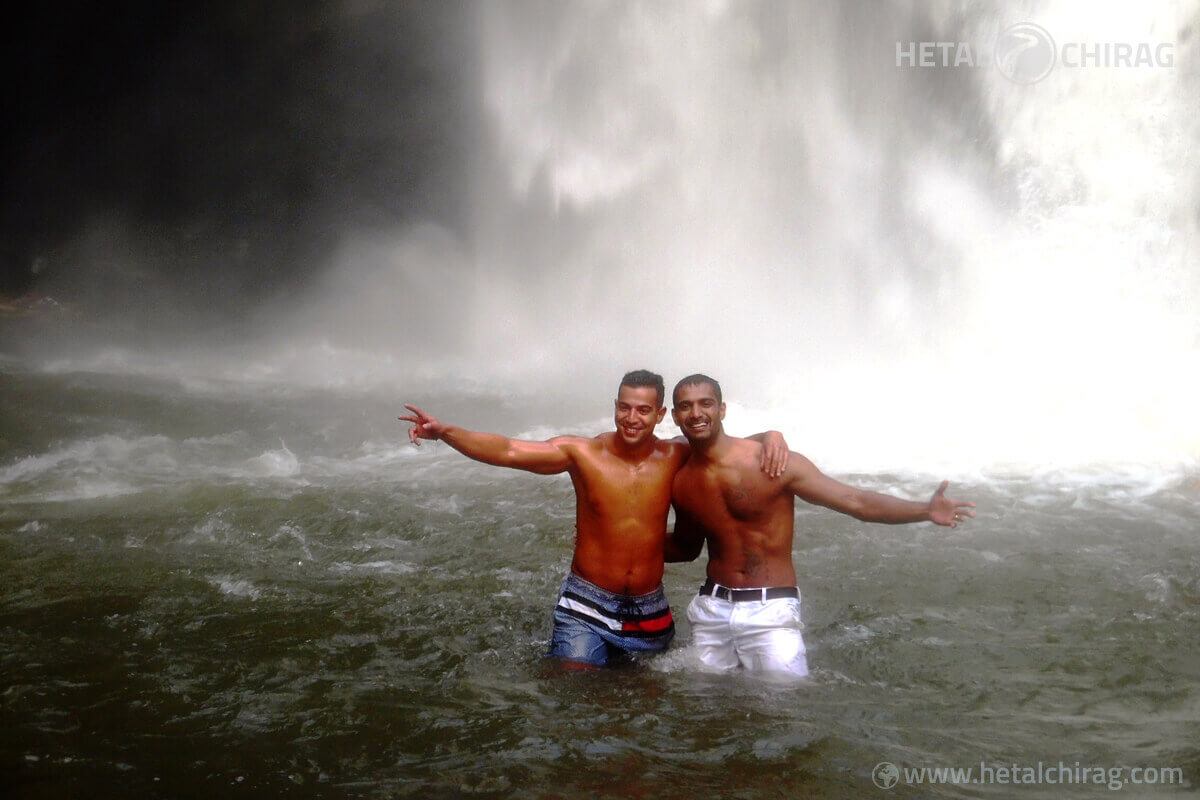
[609,433,659,463]
[687,429,732,464]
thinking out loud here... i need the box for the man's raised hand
[399,404,445,446]
[928,480,976,527]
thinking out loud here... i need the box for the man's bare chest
[579,453,674,496]
[677,465,766,522]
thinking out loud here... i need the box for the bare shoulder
[782,451,830,492]
[589,432,614,447]
[658,436,691,464]
[783,451,820,478]
[729,436,764,465]
[728,438,786,492]
[546,434,597,459]
[547,434,593,446]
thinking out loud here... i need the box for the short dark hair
[619,370,665,407]
[673,373,722,405]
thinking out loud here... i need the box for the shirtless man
[400,370,788,668]
[666,374,975,677]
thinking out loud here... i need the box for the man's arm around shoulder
[667,431,789,476]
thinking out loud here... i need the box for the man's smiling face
[672,382,725,443]
[613,385,665,446]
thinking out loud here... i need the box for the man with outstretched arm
[400,370,789,668]
[666,373,975,677]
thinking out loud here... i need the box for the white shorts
[686,584,808,676]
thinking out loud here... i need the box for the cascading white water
[25,2,1197,475]
[463,0,1199,473]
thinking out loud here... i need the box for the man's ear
[655,407,666,423]
[719,402,727,420]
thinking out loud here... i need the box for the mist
[3,1,1198,472]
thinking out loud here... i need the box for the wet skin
[668,382,975,588]
[401,385,790,595]
[403,386,685,595]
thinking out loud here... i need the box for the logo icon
[995,22,1056,84]
[872,761,901,790]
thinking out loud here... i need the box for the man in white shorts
[666,374,975,676]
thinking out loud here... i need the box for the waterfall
[456,0,1199,471]
[14,1,1197,473]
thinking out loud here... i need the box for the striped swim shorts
[547,572,675,666]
